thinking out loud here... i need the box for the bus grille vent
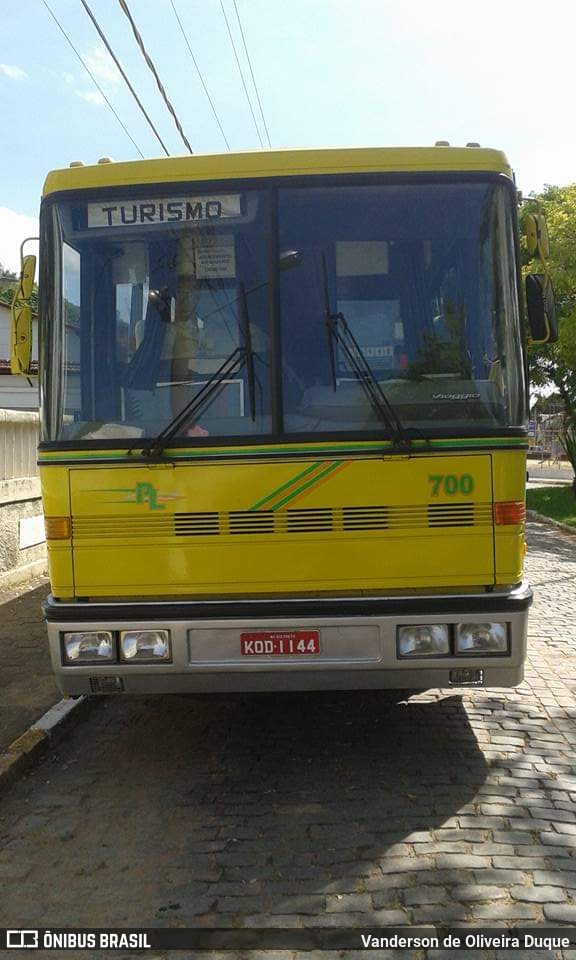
[286,509,332,532]
[174,513,219,536]
[72,516,173,538]
[229,511,275,535]
[343,506,389,530]
[428,502,475,527]
[72,502,492,540]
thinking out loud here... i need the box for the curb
[0,695,100,796]
[527,509,576,538]
[0,560,48,593]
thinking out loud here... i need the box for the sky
[1,0,575,272]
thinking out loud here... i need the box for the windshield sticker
[336,299,401,371]
[336,241,388,276]
[195,233,236,279]
[87,195,243,228]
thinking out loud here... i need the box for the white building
[0,300,39,411]
[0,299,46,586]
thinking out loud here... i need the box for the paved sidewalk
[527,460,575,484]
[0,576,56,752]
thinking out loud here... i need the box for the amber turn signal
[493,501,525,525]
[44,516,71,540]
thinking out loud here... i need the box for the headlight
[456,622,509,655]
[119,630,171,662]
[397,624,450,658]
[63,631,114,663]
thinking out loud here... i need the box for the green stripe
[38,436,527,464]
[270,460,344,511]
[249,461,324,511]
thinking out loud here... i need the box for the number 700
[429,474,474,495]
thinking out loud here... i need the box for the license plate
[240,630,320,656]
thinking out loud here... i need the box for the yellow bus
[15,145,556,695]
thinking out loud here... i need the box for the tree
[0,262,18,305]
[523,185,576,421]
[523,185,576,490]
[0,284,39,315]
[0,262,17,281]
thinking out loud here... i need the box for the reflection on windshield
[50,190,272,441]
[279,183,525,434]
[44,181,526,444]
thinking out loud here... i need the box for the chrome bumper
[45,585,531,695]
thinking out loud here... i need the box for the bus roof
[42,145,513,198]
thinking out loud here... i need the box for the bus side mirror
[10,252,37,375]
[525,273,558,344]
[524,212,550,260]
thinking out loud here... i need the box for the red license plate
[240,630,320,656]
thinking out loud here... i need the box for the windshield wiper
[139,282,256,459]
[321,254,411,449]
[325,311,411,448]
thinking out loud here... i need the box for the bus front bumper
[44,585,532,695]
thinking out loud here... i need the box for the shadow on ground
[0,689,487,928]
[0,580,55,752]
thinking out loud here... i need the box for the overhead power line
[169,0,231,151]
[117,0,193,155]
[40,0,145,158]
[232,0,272,149]
[219,0,264,149]
[78,0,170,156]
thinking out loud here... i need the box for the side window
[62,243,81,421]
[491,191,526,423]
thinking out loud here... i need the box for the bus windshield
[42,179,526,443]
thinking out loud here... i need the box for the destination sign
[87,195,243,228]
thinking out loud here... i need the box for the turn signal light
[44,516,71,540]
[493,501,525,525]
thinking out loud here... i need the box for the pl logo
[97,481,184,510]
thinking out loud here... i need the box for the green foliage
[562,421,576,459]
[526,485,576,523]
[408,299,469,378]
[0,262,17,281]
[560,422,576,496]
[532,391,562,414]
[0,284,39,315]
[524,185,576,417]
[0,262,18,308]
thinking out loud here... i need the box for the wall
[0,409,46,589]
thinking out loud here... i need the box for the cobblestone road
[1,521,576,959]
